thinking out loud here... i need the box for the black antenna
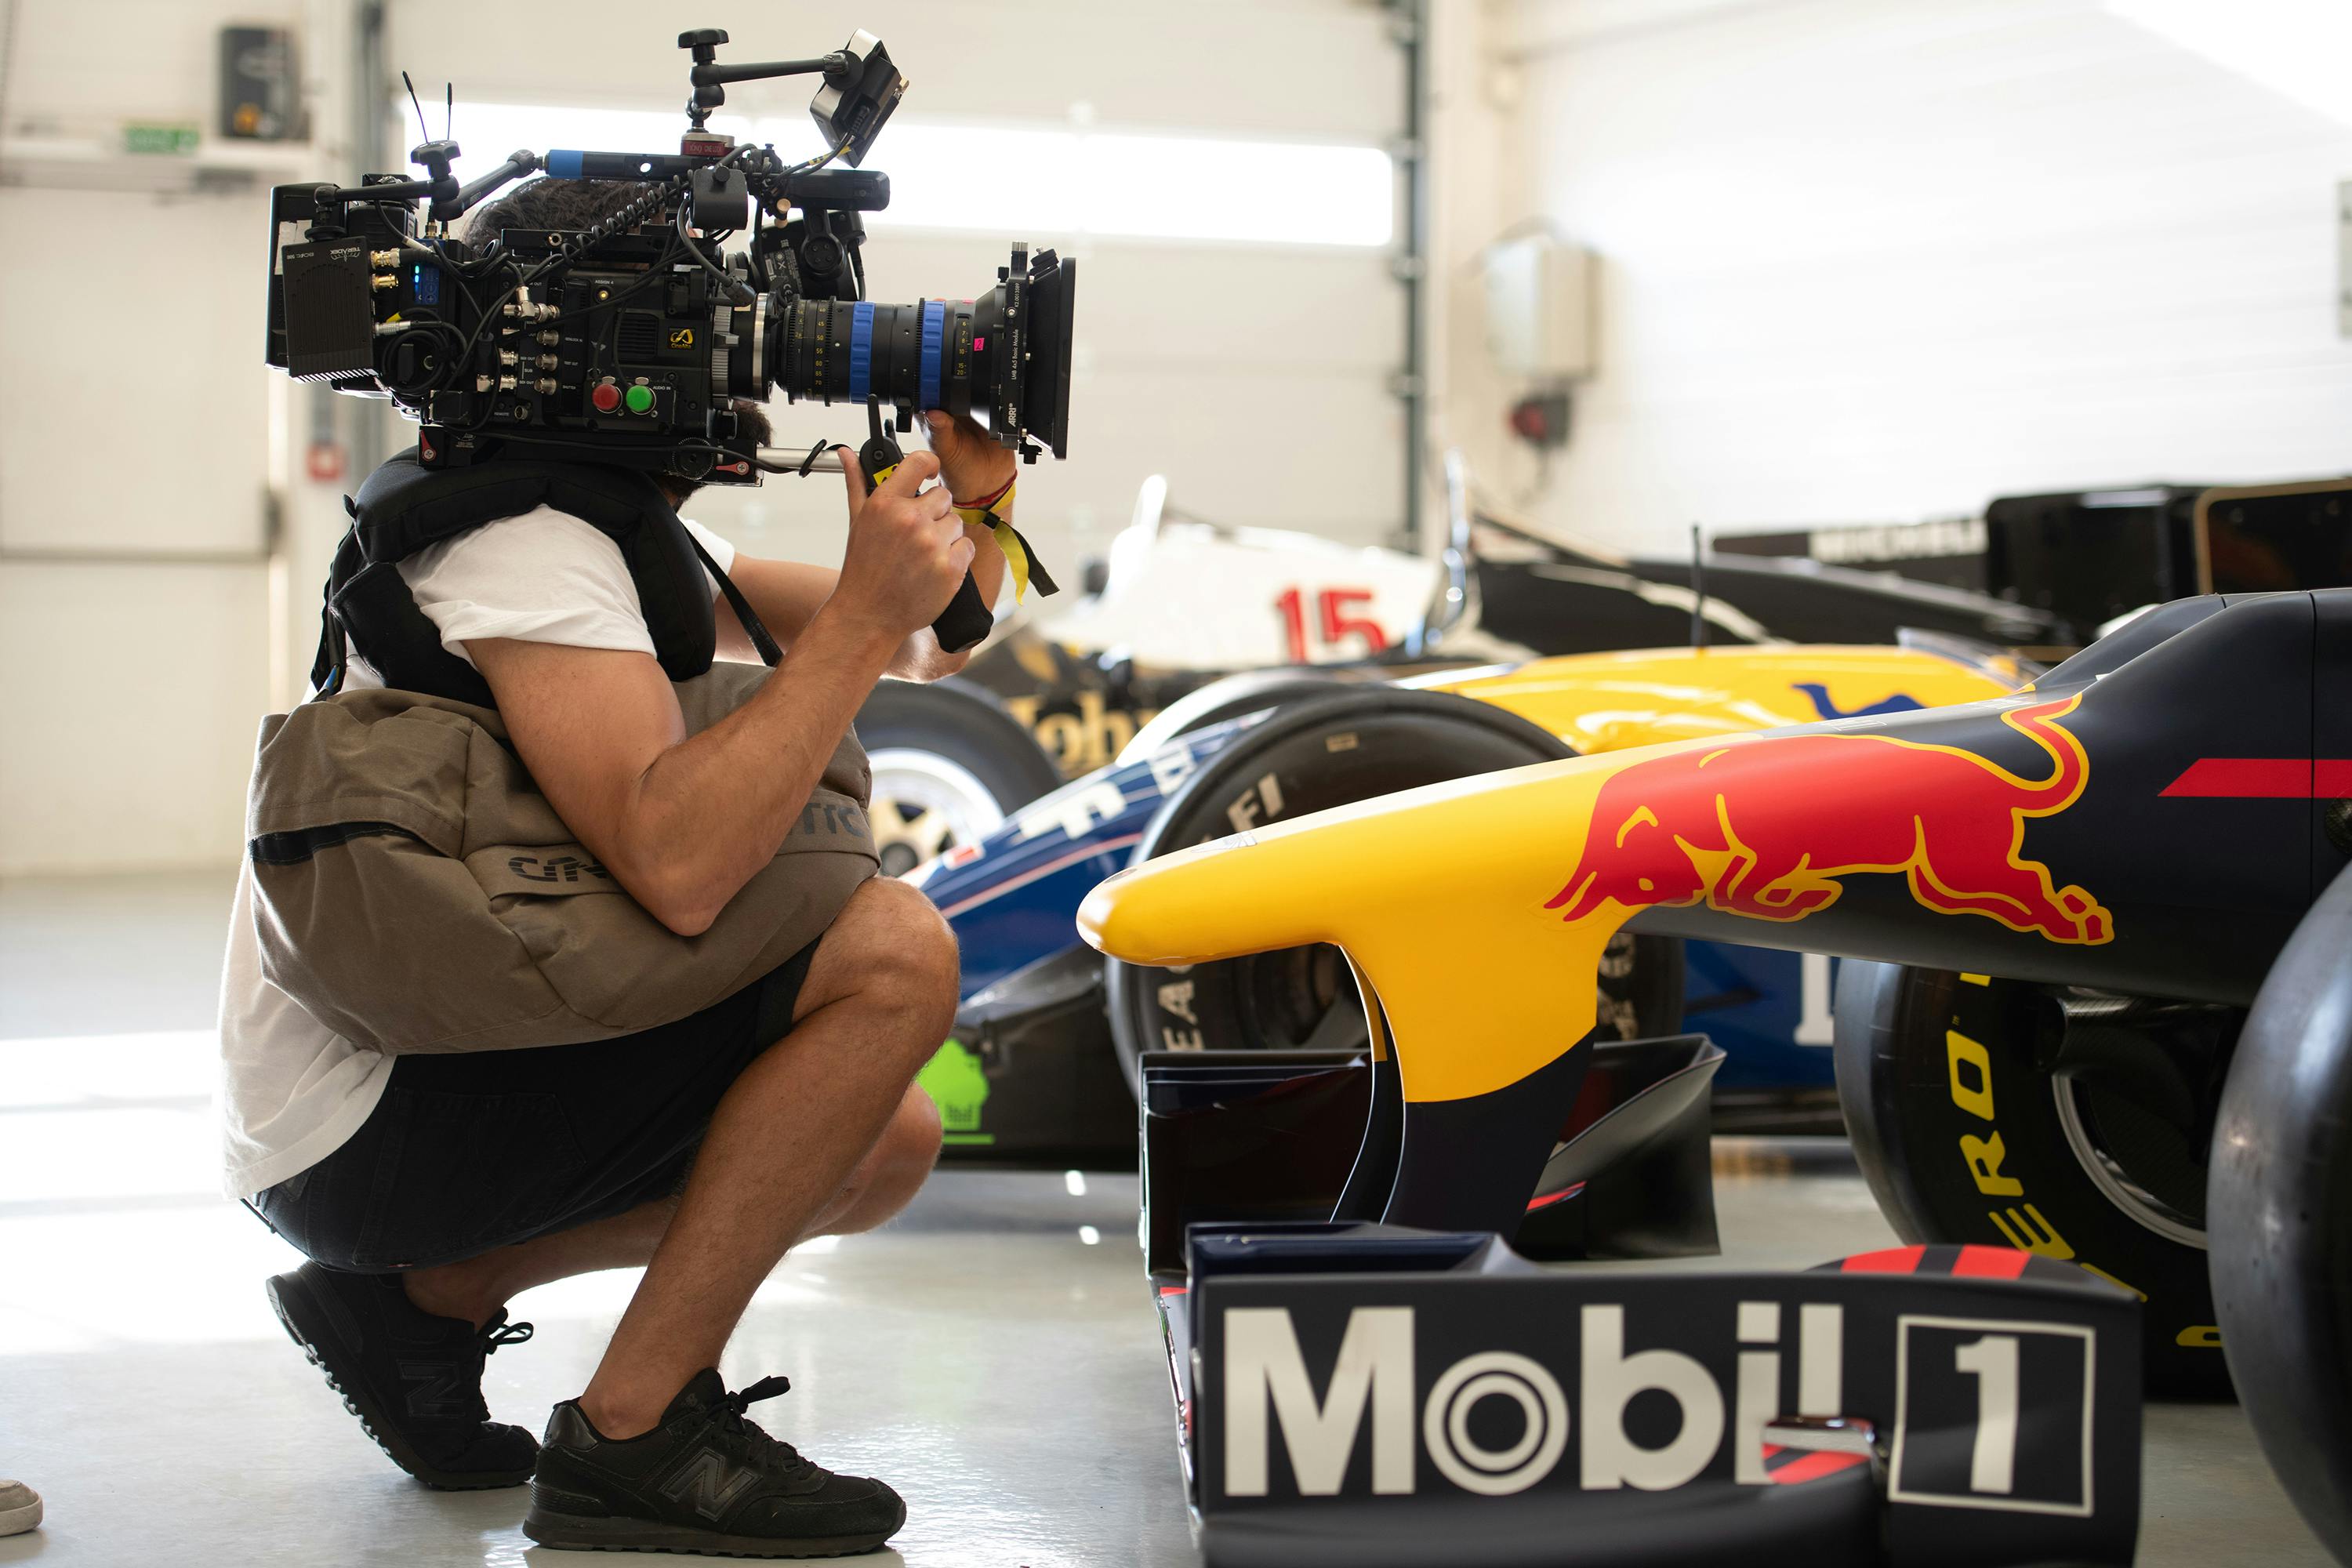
[445,82,452,140]
[401,71,430,143]
[1690,523,1708,649]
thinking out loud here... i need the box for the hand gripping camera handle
[852,397,993,655]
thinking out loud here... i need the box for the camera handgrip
[852,405,994,655]
[931,573,993,654]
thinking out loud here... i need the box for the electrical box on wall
[220,26,302,141]
[1481,233,1595,380]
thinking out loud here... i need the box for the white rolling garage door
[0,0,287,874]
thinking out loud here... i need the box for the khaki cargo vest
[244,662,875,1054]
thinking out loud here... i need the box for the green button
[623,384,655,414]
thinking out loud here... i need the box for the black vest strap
[313,448,781,704]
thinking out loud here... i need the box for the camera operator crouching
[220,176,1028,1558]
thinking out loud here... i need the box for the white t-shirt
[215,505,738,1199]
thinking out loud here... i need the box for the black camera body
[263,26,1075,485]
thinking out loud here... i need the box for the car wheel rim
[1234,943,1369,1054]
[2053,1075,2209,1250]
[2036,987,2218,1252]
[866,748,1007,880]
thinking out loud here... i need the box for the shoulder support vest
[310,448,761,706]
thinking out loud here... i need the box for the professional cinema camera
[263,25,1076,489]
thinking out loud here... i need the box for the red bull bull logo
[1547,696,2112,945]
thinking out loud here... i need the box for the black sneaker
[264,1261,539,1489]
[523,1370,906,1559]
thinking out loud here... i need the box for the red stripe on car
[2158,758,2352,797]
[1951,1245,2032,1279]
[1841,1245,1926,1274]
[1524,1183,1587,1212]
[1771,1450,1869,1486]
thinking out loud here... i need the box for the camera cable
[673,203,753,306]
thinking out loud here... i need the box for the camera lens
[774,298,972,417]
[764,248,1075,458]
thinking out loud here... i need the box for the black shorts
[248,942,818,1274]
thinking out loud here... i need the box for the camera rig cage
[263,26,1076,488]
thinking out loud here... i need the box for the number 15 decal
[1889,1316,2097,1516]
[1275,587,1392,662]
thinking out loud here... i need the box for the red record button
[590,383,622,413]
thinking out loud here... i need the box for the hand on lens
[835,448,976,637]
[922,410,1017,505]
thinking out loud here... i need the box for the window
[2109,0,2352,125]
[445,103,1393,248]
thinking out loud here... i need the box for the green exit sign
[122,122,201,156]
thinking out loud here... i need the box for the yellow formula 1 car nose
[1077,739,1718,1104]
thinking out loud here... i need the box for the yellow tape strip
[989,519,1032,601]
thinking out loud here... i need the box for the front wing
[1163,1225,2140,1568]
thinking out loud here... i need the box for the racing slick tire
[1115,669,1351,764]
[856,678,1063,879]
[1105,688,1685,1093]
[1834,960,2236,1396]
[2209,859,2352,1560]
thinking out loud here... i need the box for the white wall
[1428,0,1525,546]
[0,563,273,867]
[1472,0,2352,553]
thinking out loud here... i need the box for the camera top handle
[681,27,858,129]
[678,27,906,168]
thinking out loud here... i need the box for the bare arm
[712,519,1004,680]
[709,412,1018,679]
[467,452,975,936]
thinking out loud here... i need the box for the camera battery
[279,238,377,382]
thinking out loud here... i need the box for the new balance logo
[660,1448,762,1522]
[397,1360,474,1421]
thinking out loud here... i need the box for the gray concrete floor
[0,870,2330,1566]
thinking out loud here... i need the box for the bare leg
[553,877,956,1437]
[402,1201,676,1328]
[400,1083,943,1328]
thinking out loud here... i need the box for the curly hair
[461,174,662,247]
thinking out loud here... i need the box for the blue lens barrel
[918,299,946,410]
[775,294,978,419]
